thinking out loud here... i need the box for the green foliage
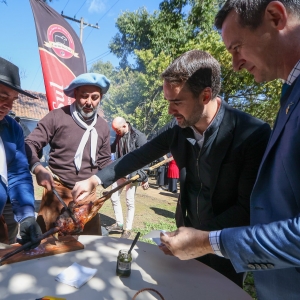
[132,220,177,245]
[95,0,281,136]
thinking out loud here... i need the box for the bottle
[116,249,132,277]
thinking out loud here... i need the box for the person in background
[25,73,111,235]
[71,50,271,287]
[106,117,149,239]
[167,157,179,193]
[156,155,168,191]
[0,57,42,248]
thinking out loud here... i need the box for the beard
[175,101,205,128]
[76,103,98,119]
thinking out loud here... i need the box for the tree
[104,0,281,134]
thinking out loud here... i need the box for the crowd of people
[2,1,300,299]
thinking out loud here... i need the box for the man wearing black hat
[25,73,112,235]
[0,57,42,248]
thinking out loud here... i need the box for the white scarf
[70,102,98,171]
[0,136,8,185]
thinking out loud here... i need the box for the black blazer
[97,101,271,230]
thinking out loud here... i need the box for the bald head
[112,117,128,136]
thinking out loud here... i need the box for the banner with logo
[30,0,87,111]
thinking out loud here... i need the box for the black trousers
[196,254,245,288]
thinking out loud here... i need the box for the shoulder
[3,115,22,132]
[223,102,269,128]
[131,126,146,138]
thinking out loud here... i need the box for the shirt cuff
[31,162,41,173]
[209,230,224,257]
[93,175,102,186]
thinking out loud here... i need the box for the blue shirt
[0,116,35,221]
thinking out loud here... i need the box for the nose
[168,103,176,115]
[85,96,92,106]
[232,54,245,72]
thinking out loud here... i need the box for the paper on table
[55,262,97,289]
[142,230,167,245]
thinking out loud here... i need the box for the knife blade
[52,187,78,224]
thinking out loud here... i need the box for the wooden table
[0,236,252,299]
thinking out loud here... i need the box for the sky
[0,0,162,93]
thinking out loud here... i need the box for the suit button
[267,263,274,269]
[254,264,261,270]
[248,264,256,270]
[260,264,268,270]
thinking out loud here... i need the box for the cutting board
[0,235,84,265]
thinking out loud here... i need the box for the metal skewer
[0,227,60,266]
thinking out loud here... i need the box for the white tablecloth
[0,236,251,300]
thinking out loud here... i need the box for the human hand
[141,181,149,190]
[34,165,54,190]
[130,170,148,182]
[158,243,174,256]
[17,217,42,249]
[72,175,99,202]
[160,227,214,260]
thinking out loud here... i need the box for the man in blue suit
[0,57,42,248]
[158,1,300,299]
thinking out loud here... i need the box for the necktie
[281,82,290,98]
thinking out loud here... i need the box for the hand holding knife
[52,187,78,224]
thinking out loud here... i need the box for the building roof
[12,90,105,120]
[12,90,49,120]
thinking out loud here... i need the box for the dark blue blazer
[97,101,270,231]
[0,116,35,220]
[221,76,300,300]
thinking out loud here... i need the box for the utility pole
[61,13,99,43]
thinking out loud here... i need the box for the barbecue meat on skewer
[55,194,108,234]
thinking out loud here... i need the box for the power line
[74,0,87,17]
[61,0,70,13]
[87,50,111,65]
[29,66,41,90]
[83,0,121,44]
[87,52,111,67]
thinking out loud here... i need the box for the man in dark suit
[157,2,300,299]
[72,50,271,287]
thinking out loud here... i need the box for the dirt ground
[33,176,179,239]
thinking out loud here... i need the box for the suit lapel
[209,108,234,197]
[260,77,300,167]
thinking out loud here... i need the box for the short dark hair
[215,0,300,30]
[161,50,221,99]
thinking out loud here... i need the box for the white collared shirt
[0,136,8,185]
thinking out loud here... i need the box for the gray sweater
[25,105,111,189]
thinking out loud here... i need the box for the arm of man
[25,113,55,189]
[201,123,271,230]
[7,120,42,248]
[72,129,172,201]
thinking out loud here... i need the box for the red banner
[30,0,87,111]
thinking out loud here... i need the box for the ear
[201,87,212,105]
[265,1,288,30]
[73,88,78,98]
